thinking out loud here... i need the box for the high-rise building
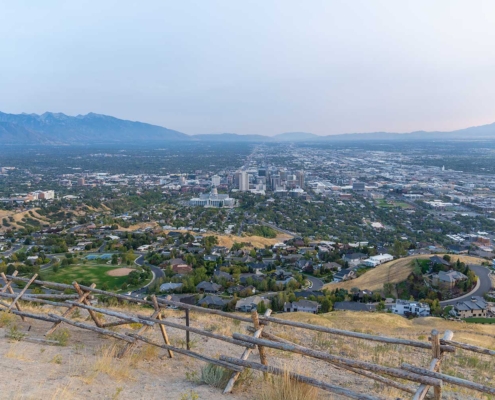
[211,175,221,187]
[270,174,281,189]
[78,178,85,186]
[239,171,249,192]
[296,171,305,188]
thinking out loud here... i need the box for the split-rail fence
[1,271,494,400]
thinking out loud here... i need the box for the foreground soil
[0,306,494,399]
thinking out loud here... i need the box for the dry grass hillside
[162,229,290,249]
[325,254,486,292]
[0,302,494,400]
[0,209,49,232]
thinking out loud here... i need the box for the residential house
[284,299,319,314]
[432,270,467,289]
[342,252,367,267]
[392,300,430,317]
[196,281,222,294]
[321,262,341,272]
[451,296,487,318]
[211,246,229,255]
[204,254,219,263]
[447,244,469,254]
[235,295,267,312]
[429,255,450,267]
[333,268,356,282]
[240,273,265,285]
[248,262,269,273]
[213,270,234,282]
[159,282,183,292]
[362,254,393,267]
[197,295,227,310]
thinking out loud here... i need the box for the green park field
[41,264,136,291]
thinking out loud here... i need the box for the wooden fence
[1,271,495,400]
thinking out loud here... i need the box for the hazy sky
[1,1,495,136]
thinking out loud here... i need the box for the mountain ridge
[1,111,495,144]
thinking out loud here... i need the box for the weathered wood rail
[1,271,494,399]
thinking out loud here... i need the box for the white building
[239,171,249,192]
[362,254,394,267]
[189,188,235,208]
[392,300,430,317]
[211,175,221,187]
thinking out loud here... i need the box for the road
[0,244,22,257]
[97,241,107,253]
[260,221,297,237]
[41,255,60,270]
[131,254,165,296]
[440,264,492,306]
[303,274,325,291]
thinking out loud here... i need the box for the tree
[257,300,267,314]
[376,301,385,311]
[320,298,332,313]
[392,240,406,258]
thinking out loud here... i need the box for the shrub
[200,364,231,388]
[0,313,15,328]
[47,328,71,346]
[6,324,25,341]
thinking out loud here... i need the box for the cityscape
[2,1,495,399]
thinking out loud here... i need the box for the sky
[1,1,495,136]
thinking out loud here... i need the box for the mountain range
[1,111,495,145]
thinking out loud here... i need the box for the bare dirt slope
[1,305,494,400]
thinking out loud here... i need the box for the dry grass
[325,254,487,291]
[85,345,135,383]
[259,369,318,400]
[5,343,33,362]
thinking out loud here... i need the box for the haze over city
[1,0,495,136]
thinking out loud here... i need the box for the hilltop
[1,305,494,400]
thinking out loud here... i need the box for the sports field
[42,264,136,290]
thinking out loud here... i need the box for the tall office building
[270,174,281,189]
[211,175,221,187]
[296,171,305,188]
[239,171,249,192]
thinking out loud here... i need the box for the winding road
[304,274,325,291]
[440,264,492,306]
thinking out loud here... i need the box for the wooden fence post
[1,271,25,321]
[45,283,97,336]
[252,310,269,367]
[223,308,272,394]
[151,295,173,358]
[8,273,38,311]
[185,309,190,350]
[413,330,454,400]
[72,282,103,328]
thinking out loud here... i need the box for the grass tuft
[259,370,318,400]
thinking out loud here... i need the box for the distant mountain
[1,110,495,145]
[272,132,319,141]
[191,133,268,142]
[0,111,188,144]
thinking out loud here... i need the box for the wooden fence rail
[1,272,495,399]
